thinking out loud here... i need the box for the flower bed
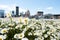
[0,17,60,40]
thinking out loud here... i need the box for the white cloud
[37,8,43,11]
[0,5,8,9]
[43,6,54,14]
[19,8,26,12]
[0,4,26,14]
[0,4,14,13]
[46,7,53,10]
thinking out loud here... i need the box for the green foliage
[44,36,50,40]
[24,28,37,40]
[8,22,16,28]
[5,29,22,40]
[21,25,27,29]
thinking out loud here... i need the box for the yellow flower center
[0,38,2,40]
[20,34,22,37]
[3,30,7,33]
[24,19,28,24]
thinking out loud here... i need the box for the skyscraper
[16,6,19,17]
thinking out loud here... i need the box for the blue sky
[0,0,60,15]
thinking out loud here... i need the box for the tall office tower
[16,6,19,16]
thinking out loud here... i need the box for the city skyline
[0,0,60,15]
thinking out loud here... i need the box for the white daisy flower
[44,34,48,38]
[0,35,3,40]
[22,38,28,40]
[14,33,24,39]
[1,28,8,34]
[28,32,32,36]
[18,33,24,39]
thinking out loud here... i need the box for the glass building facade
[0,10,5,18]
[16,6,19,16]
